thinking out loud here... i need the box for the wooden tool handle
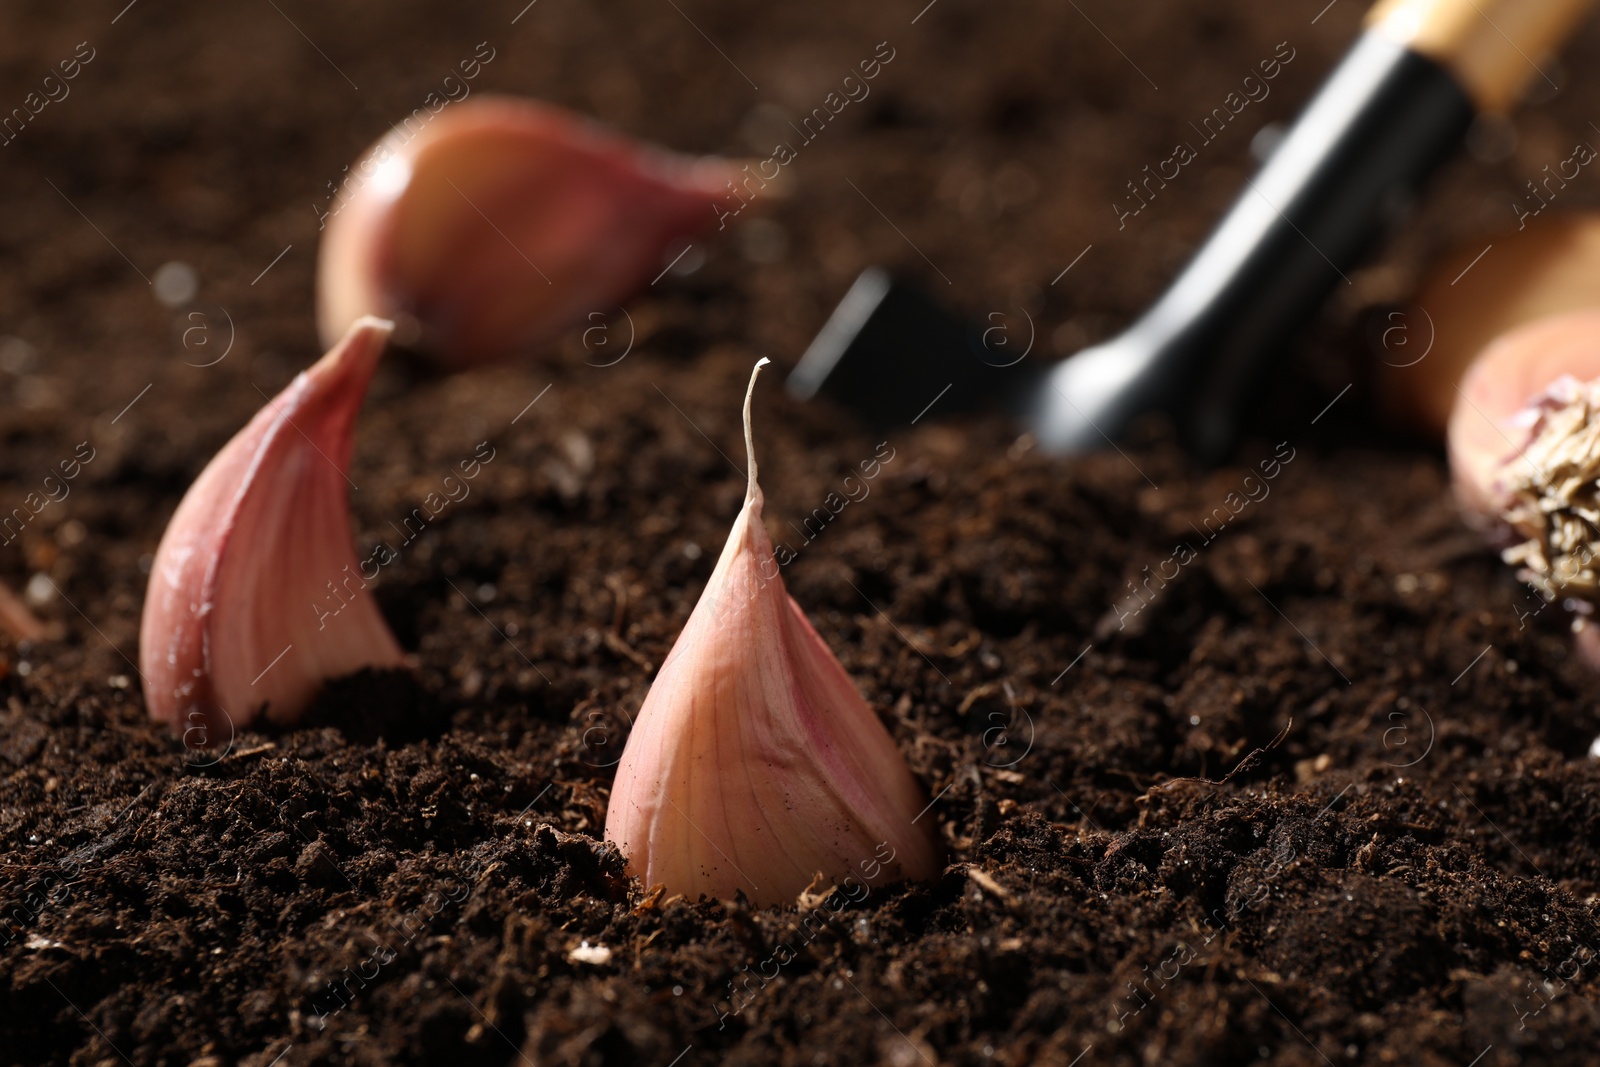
[1366,0,1596,111]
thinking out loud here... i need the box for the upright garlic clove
[139,317,404,740]
[317,96,741,367]
[605,360,942,907]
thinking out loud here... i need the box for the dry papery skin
[1499,375,1600,603]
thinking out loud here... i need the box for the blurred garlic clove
[1449,310,1600,601]
[139,317,404,740]
[0,580,45,643]
[605,359,942,907]
[317,96,741,366]
[1380,213,1600,438]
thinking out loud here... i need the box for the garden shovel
[788,0,1597,459]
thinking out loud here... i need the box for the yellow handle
[1366,0,1596,111]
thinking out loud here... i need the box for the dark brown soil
[4,1,1600,1064]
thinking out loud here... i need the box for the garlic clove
[317,96,740,367]
[604,360,942,907]
[0,580,45,643]
[139,317,404,740]
[1380,213,1600,439]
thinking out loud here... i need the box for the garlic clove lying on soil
[604,360,943,907]
[317,96,740,367]
[139,317,404,741]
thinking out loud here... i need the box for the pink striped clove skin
[139,317,404,744]
[317,96,742,367]
[605,360,943,907]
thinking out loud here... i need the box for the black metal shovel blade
[786,268,1039,428]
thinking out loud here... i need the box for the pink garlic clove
[0,580,45,643]
[316,96,741,367]
[605,360,943,907]
[139,317,404,742]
